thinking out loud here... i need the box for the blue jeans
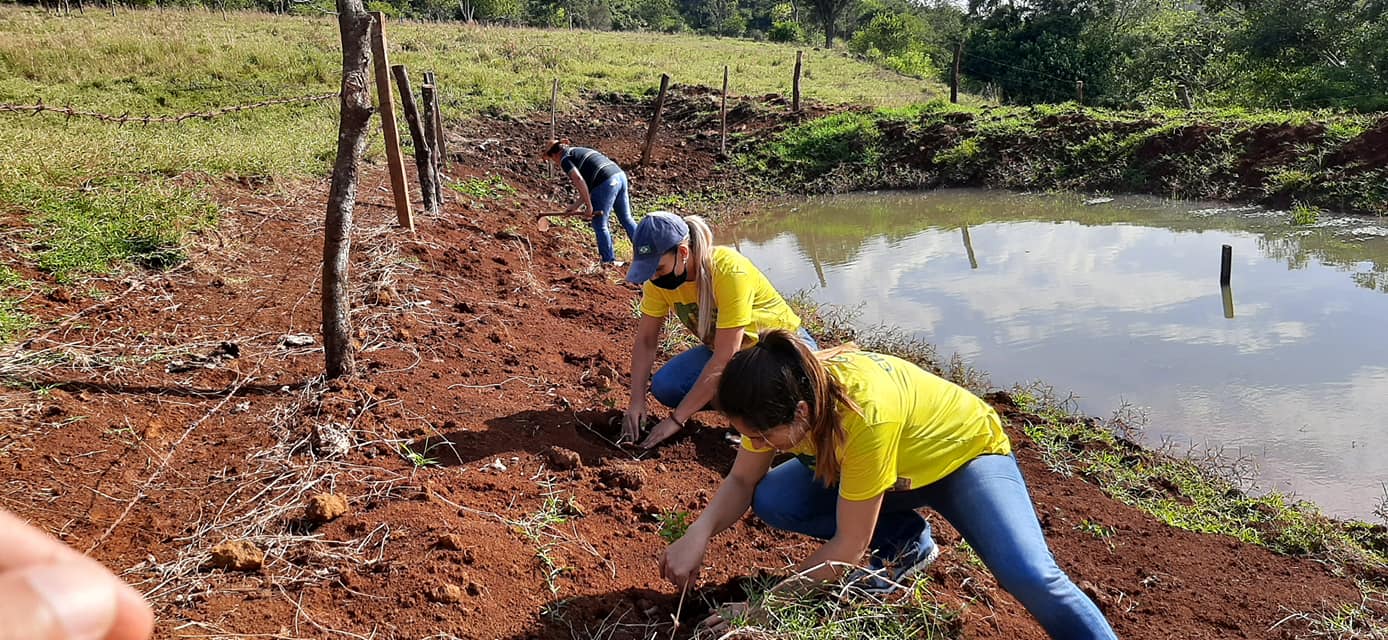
[751,454,1117,640]
[650,328,819,408]
[588,172,636,263]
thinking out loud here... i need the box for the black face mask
[650,256,689,290]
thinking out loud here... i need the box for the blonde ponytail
[684,215,716,343]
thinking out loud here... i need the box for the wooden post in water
[950,42,961,104]
[369,12,414,231]
[1221,285,1235,319]
[720,65,729,157]
[1219,244,1232,286]
[792,50,803,113]
[639,73,670,169]
[962,225,978,269]
[391,64,439,215]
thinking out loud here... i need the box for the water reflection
[730,189,1388,520]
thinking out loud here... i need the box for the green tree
[808,0,859,46]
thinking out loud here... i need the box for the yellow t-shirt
[639,245,802,346]
[742,350,1011,501]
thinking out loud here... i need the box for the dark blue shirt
[560,147,622,190]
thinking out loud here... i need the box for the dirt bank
[0,90,1384,639]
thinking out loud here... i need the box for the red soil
[0,91,1382,639]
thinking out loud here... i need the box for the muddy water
[730,189,1388,521]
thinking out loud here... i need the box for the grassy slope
[747,101,1388,215]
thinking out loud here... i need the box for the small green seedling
[657,509,692,543]
[398,442,439,468]
[1076,519,1117,551]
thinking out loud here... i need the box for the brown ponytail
[717,329,861,485]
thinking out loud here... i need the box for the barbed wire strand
[0,92,340,125]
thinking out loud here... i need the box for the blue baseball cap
[626,211,689,284]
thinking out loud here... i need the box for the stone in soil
[305,493,349,524]
[428,583,465,603]
[541,445,582,471]
[208,540,265,572]
[597,464,645,490]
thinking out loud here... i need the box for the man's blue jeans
[751,454,1117,640]
[650,328,819,408]
[588,172,637,263]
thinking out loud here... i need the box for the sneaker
[849,537,941,595]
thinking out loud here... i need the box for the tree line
[12,0,1385,110]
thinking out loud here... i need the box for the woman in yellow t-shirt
[660,330,1117,640]
[621,212,815,449]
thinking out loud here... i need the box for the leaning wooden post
[425,70,447,175]
[719,65,729,157]
[950,42,961,104]
[368,11,414,231]
[1178,84,1193,110]
[420,81,444,206]
[391,64,439,215]
[324,0,375,379]
[639,73,670,169]
[549,77,559,177]
[1076,80,1085,106]
[1219,244,1232,286]
[792,50,803,113]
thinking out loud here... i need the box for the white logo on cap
[638,245,652,255]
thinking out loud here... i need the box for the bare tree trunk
[323,0,374,379]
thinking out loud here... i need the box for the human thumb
[0,562,119,640]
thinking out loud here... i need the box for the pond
[730,189,1388,521]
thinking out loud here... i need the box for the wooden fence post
[792,50,803,113]
[420,81,444,206]
[368,11,414,231]
[950,42,961,104]
[639,73,670,169]
[423,70,447,176]
[549,77,559,177]
[720,65,729,157]
[391,64,439,215]
[1076,80,1085,106]
[1178,84,1193,109]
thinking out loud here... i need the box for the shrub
[769,20,804,43]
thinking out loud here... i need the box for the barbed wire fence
[0,92,340,125]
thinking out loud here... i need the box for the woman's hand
[660,532,709,590]
[638,416,683,449]
[621,401,647,444]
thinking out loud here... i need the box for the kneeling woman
[659,330,1117,640]
[622,212,815,449]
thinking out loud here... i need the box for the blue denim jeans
[751,454,1117,640]
[588,172,636,263]
[650,327,819,408]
